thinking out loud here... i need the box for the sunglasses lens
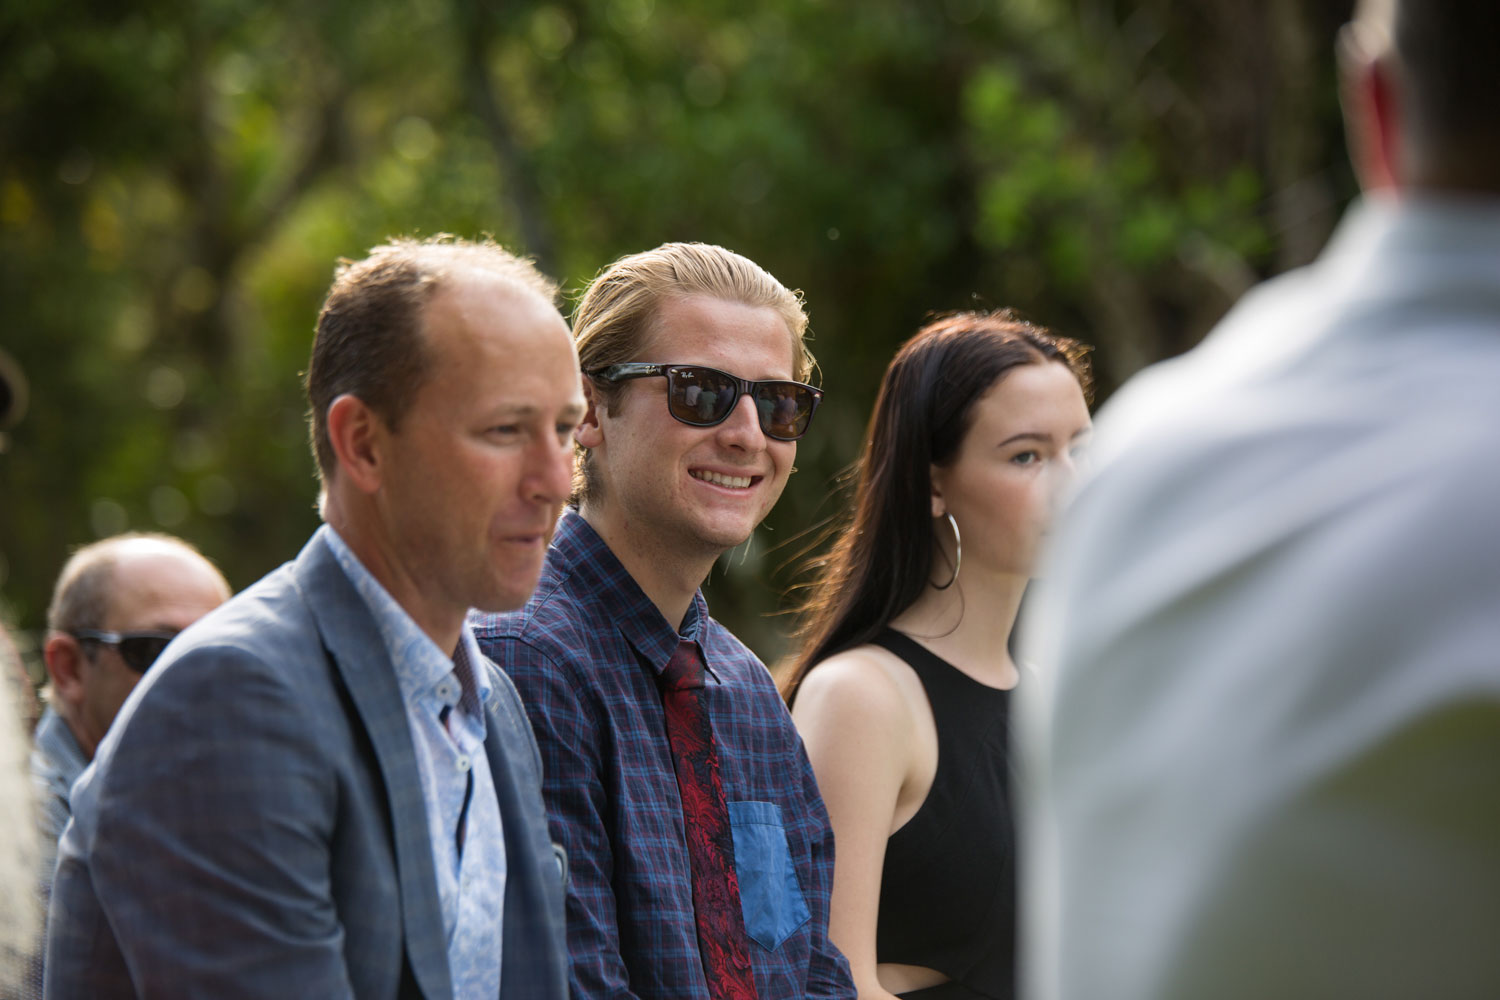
[662,366,818,440]
[754,384,816,440]
[118,635,173,673]
[668,368,737,426]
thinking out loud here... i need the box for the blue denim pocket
[727,800,811,951]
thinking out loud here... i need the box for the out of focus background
[0,0,1357,667]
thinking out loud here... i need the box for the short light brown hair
[571,242,813,503]
[1392,0,1500,187]
[305,236,560,481]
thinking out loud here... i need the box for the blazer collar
[291,527,454,1000]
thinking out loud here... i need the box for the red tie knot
[660,639,707,691]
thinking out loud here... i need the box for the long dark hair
[780,310,1091,703]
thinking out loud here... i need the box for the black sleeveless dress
[872,629,1016,1000]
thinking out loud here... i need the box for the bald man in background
[24,533,229,1000]
[33,533,230,887]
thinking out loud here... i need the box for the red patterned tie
[658,639,761,1000]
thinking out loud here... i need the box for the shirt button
[455,755,471,773]
[435,679,458,702]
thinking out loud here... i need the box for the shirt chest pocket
[727,800,811,951]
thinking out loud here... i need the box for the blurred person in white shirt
[1020,2,1500,998]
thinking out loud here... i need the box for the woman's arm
[793,647,924,1000]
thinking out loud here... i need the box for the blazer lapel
[293,533,454,1000]
[481,662,568,995]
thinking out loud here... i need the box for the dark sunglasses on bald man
[72,629,180,674]
[587,363,824,442]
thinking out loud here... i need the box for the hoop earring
[932,512,962,590]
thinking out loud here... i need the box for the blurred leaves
[0,0,1355,659]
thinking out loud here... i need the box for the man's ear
[575,380,605,450]
[43,633,88,707]
[1339,24,1401,192]
[325,394,387,495]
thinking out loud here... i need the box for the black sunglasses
[73,629,180,674]
[587,363,824,441]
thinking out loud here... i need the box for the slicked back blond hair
[571,242,813,504]
[305,235,560,483]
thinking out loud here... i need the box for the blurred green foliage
[0,0,1356,665]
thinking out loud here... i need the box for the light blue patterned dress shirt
[325,526,506,998]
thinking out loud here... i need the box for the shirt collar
[551,509,715,680]
[1325,194,1500,279]
[35,704,89,777]
[321,524,493,716]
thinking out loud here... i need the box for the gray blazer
[44,530,568,999]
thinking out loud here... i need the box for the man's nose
[529,429,576,503]
[712,393,766,450]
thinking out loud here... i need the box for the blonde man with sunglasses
[473,243,855,1000]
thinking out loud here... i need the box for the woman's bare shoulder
[794,642,926,733]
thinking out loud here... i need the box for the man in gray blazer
[45,237,584,999]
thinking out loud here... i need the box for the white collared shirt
[325,525,506,998]
[1021,196,1500,1000]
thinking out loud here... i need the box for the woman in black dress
[784,311,1092,1000]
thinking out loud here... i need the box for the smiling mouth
[691,469,757,489]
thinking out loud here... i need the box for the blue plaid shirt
[472,510,855,999]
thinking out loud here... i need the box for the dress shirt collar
[1324,193,1500,280]
[321,524,493,717]
[551,508,717,681]
[34,703,89,781]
